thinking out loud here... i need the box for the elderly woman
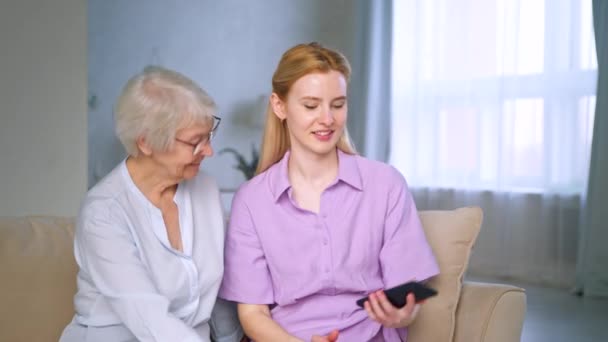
[59,66,243,342]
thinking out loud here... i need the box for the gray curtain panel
[576,0,608,298]
[349,0,392,161]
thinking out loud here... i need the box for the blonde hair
[114,66,216,156]
[256,42,357,174]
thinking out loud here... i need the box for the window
[391,0,597,193]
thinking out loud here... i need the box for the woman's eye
[304,104,317,110]
[332,103,345,109]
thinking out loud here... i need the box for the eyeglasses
[175,115,221,155]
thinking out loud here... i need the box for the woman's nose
[319,107,335,125]
[203,143,214,157]
[195,142,213,157]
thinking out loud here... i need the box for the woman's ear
[136,136,153,156]
[270,93,286,121]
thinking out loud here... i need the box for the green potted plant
[219,144,259,181]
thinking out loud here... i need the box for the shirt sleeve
[379,170,440,288]
[75,202,203,342]
[218,188,275,304]
[209,298,244,342]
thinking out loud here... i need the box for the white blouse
[60,160,241,342]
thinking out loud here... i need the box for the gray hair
[114,66,216,156]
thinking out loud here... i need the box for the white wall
[0,0,87,216]
[88,0,356,191]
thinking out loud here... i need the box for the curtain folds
[576,0,608,298]
[413,188,580,287]
[349,0,392,161]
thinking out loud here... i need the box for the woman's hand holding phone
[363,291,421,328]
[358,281,437,328]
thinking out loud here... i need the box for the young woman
[219,43,439,342]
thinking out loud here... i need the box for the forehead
[175,120,211,138]
[289,70,347,99]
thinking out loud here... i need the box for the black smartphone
[356,281,438,308]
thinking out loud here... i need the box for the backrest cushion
[0,216,77,342]
[407,207,483,342]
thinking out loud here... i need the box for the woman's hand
[311,329,339,342]
[363,291,421,328]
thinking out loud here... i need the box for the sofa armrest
[453,281,526,342]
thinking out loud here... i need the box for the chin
[293,135,340,157]
[181,165,201,180]
[185,170,200,179]
[308,144,338,156]
[181,173,196,180]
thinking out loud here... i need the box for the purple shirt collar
[270,149,363,202]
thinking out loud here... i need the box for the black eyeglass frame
[174,115,222,155]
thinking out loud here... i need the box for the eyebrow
[178,132,205,142]
[299,96,347,102]
[300,96,321,101]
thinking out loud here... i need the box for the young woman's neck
[126,156,178,206]
[288,146,339,189]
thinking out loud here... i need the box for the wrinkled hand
[363,291,421,328]
[311,329,339,342]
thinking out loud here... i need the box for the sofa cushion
[0,216,77,342]
[408,207,483,342]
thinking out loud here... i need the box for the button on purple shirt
[219,150,439,341]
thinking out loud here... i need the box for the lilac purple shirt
[219,150,439,341]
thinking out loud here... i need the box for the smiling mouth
[312,130,334,136]
[311,129,335,142]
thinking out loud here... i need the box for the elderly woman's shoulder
[86,163,129,200]
[78,164,130,221]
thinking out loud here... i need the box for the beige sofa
[0,209,526,342]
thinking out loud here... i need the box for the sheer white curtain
[391,0,597,287]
